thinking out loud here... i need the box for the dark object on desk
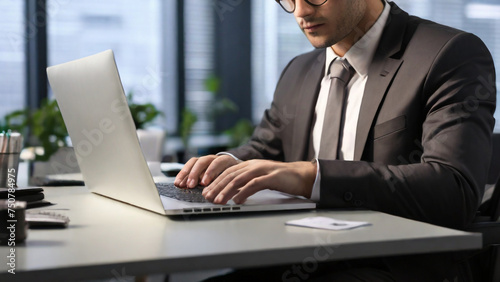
[0,187,44,202]
[0,187,45,204]
[0,187,53,209]
[162,169,181,177]
[0,187,43,197]
[26,210,69,228]
[0,131,23,188]
[27,200,54,209]
[0,200,28,245]
[31,175,84,186]
[160,162,184,177]
[11,191,44,202]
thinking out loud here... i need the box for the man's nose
[294,0,316,18]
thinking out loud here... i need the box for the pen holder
[0,132,23,188]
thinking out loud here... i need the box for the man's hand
[174,154,240,188]
[202,160,317,205]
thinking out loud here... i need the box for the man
[176,0,496,280]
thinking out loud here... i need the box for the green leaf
[126,92,164,129]
[204,74,220,93]
[224,119,255,148]
[180,108,198,148]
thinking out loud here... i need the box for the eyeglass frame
[275,0,329,13]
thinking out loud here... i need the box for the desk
[0,186,481,281]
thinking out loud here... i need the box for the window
[252,0,500,131]
[184,0,216,135]
[47,0,177,131]
[252,0,312,123]
[46,0,219,136]
[0,1,25,119]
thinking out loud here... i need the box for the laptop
[47,50,316,215]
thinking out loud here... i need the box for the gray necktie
[318,58,354,160]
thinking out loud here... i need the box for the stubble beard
[306,33,340,49]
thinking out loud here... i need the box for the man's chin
[305,35,337,49]
[311,43,333,49]
[310,41,336,49]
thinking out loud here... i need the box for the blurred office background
[0,0,499,157]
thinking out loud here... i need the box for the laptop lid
[47,50,315,215]
[47,50,167,214]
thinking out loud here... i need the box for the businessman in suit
[176,0,496,280]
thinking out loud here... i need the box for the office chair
[467,133,500,282]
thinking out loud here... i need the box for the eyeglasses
[275,0,328,13]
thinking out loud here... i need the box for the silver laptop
[47,50,316,215]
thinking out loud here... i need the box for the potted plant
[3,93,164,182]
[126,92,166,162]
[3,99,76,184]
[5,98,68,162]
[127,91,163,130]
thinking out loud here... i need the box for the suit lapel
[290,51,325,161]
[353,3,409,161]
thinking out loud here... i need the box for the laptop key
[156,182,207,203]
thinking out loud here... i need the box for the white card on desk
[285,216,371,231]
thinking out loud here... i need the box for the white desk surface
[0,186,481,281]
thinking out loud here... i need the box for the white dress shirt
[310,1,391,201]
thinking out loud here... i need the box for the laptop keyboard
[156,182,207,203]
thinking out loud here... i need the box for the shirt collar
[325,0,391,78]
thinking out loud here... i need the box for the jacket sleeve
[226,57,299,161]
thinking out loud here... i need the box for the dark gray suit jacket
[228,4,496,280]
[229,2,496,232]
